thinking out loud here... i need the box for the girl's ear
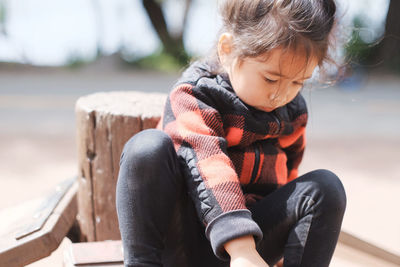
[217,32,234,70]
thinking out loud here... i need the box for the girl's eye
[265,77,278,83]
[294,81,304,86]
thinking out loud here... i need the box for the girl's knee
[120,129,174,167]
[308,169,347,212]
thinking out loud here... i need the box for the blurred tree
[91,0,104,57]
[373,0,400,72]
[345,17,371,66]
[142,0,191,65]
[345,0,400,74]
[0,0,7,36]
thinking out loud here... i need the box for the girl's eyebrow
[265,70,312,80]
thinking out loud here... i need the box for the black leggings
[116,129,346,267]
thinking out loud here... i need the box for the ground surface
[0,66,399,266]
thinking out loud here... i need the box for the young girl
[116,0,346,266]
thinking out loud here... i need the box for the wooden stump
[75,91,167,241]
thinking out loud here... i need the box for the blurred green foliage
[0,1,7,35]
[66,52,92,69]
[0,3,5,23]
[344,17,378,68]
[125,48,190,73]
[345,1,400,74]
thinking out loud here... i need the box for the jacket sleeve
[161,84,262,260]
[278,116,307,181]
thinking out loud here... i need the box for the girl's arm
[224,235,268,267]
[161,84,263,260]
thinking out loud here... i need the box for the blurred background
[0,0,399,266]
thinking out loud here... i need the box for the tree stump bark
[75,91,167,241]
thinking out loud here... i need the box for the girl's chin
[256,105,277,112]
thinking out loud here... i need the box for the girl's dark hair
[205,0,338,75]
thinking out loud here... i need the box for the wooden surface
[338,231,400,266]
[0,178,78,267]
[75,91,167,241]
[63,240,123,267]
[333,240,400,267]
[62,236,400,267]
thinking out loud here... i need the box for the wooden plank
[61,230,400,267]
[75,92,166,241]
[75,106,97,242]
[91,110,117,241]
[333,242,400,267]
[15,178,76,240]
[0,178,78,267]
[64,240,123,266]
[338,230,400,266]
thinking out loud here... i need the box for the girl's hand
[224,235,268,267]
[230,252,269,267]
[275,258,283,267]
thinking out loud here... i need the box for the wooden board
[333,241,400,267]
[75,91,167,241]
[63,240,123,267]
[338,230,400,266]
[62,232,400,267]
[0,178,78,267]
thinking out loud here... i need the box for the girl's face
[223,47,318,112]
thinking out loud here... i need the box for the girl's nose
[269,90,287,105]
[270,82,290,103]
[269,89,282,103]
